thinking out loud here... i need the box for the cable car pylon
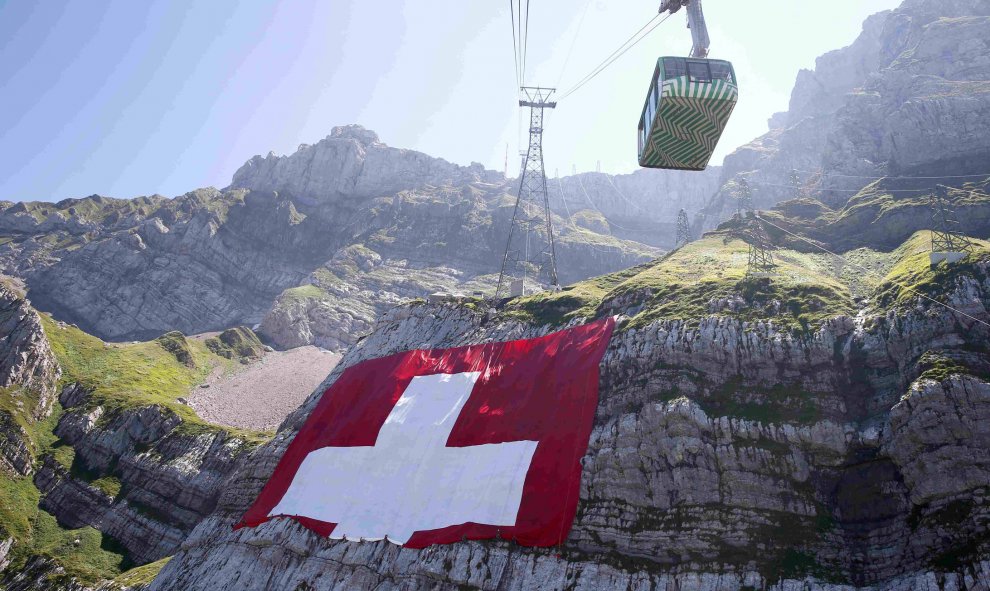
[495,86,560,300]
[929,184,972,266]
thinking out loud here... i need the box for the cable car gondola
[638,56,737,171]
[638,0,737,171]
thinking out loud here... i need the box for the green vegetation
[615,237,854,331]
[91,476,122,498]
[500,263,651,326]
[276,284,331,305]
[0,474,38,540]
[155,331,196,367]
[701,377,821,425]
[41,316,270,444]
[312,267,344,289]
[0,318,274,585]
[772,548,832,582]
[49,441,76,469]
[110,556,171,588]
[502,236,856,333]
[205,326,265,363]
[0,385,63,461]
[916,351,972,382]
[754,179,990,253]
[873,231,990,308]
[1,474,129,585]
[0,387,34,451]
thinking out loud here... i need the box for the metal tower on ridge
[496,87,559,299]
[675,208,692,248]
[736,177,753,218]
[929,184,972,265]
[746,213,776,277]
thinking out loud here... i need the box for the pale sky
[0,0,903,202]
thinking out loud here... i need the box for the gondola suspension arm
[658,0,710,58]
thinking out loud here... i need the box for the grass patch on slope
[276,284,330,304]
[873,231,990,308]
[502,226,989,335]
[40,316,270,445]
[205,327,265,363]
[500,263,653,326]
[1,474,129,585]
[110,556,171,588]
[0,319,274,584]
[501,235,857,333]
[0,385,64,461]
[612,237,856,331]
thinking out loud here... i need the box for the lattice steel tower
[930,184,972,254]
[675,208,692,248]
[736,177,754,218]
[496,87,559,299]
[746,214,776,277]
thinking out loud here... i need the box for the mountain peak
[328,124,380,146]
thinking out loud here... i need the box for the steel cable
[756,213,990,330]
[559,13,671,101]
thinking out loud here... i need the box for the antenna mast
[496,86,560,299]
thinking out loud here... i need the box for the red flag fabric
[237,317,614,548]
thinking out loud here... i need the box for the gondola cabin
[638,57,738,171]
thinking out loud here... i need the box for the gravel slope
[187,345,340,431]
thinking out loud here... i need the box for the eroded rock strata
[150,256,990,589]
[700,0,990,230]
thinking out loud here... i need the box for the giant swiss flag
[237,317,614,548]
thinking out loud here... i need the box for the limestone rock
[0,158,657,348]
[0,285,60,417]
[701,0,990,228]
[150,265,990,589]
[548,169,722,249]
[230,125,504,204]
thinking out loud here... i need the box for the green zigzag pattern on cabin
[641,76,738,171]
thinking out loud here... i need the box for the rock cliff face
[250,183,656,351]
[700,0,990,228]
[0,128,658,349]
[34,384,256,566]
[149,222,990,589]
[0,286,61,579]
[0,292,270,590]
[230,126,503,203]
[0,285,60,480]
[548,168,722,249]
[0,286,60,421]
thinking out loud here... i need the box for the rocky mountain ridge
[148,221,990,589]
[0,296,271,589]
[548,168,721,249]
[699,0,990,230]
[0,128,676,351]
[229,125,503,203]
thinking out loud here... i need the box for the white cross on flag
[237,317,614,548]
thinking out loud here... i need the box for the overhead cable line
[522,0,531,85]
[555,176,574,224]
[756,213,990,330]
[576,174,635,232]
[559,13,671,100]
[555,0,594,88]
[790,169,990,181]
[746,179,969,194]
[509,0,522,88]
[605,173,652,216]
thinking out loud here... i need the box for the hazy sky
[0,0,903,202]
